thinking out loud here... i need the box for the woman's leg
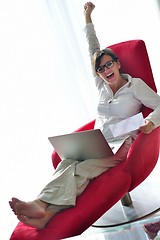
[9,137,133,229]
[9,159,79,229]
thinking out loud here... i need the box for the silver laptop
[48,129,114,161]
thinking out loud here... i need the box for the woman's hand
[139,120,155,134]
[84,2,95,15]
[84,2,95,24]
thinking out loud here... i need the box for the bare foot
[9,197,47,219]
[17,208,56,230]
[17,215,46,230]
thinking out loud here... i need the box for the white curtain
[2,1,160,239]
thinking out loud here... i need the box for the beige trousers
[38,137,133,212]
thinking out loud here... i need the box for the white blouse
[84,23,160,142]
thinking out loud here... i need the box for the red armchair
[10,40,160,240]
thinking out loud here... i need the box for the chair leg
[121,193,132,206]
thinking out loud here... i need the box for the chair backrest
[108,40,156,117]
[52,40,156,168]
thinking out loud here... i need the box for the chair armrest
[124,127,160,191]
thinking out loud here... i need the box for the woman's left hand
[139,120,155,134]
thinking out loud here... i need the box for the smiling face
[97,54,121,86]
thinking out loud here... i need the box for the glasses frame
[96,60,115,73]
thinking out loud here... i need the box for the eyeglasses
[96,60,115,73]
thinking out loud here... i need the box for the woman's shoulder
[122,74,145,87]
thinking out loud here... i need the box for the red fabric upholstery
[125,127,160,191]
[10,40,160,240]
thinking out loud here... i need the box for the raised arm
[83,2,100,76]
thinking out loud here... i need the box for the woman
[9,2,160,230]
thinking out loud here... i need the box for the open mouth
[107,72,114,79]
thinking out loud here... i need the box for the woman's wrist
[85,14,92,24]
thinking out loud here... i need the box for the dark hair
[92,48,119,72]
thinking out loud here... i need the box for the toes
[9,201,14,209]
[12,197,20,204]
